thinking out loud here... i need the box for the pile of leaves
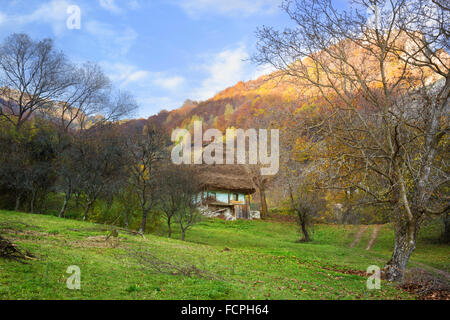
[399,268,450,300]
[0,234,35,263]
[321,264,369,277]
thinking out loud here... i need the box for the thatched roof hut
[194,164,256,195]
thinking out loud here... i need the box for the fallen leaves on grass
[321,264,368,277]
[265,214,297,224]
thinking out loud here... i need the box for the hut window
[233,193,239,201]
[207,192,216,201]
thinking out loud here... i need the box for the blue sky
[0,0,348,118]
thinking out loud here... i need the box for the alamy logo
[171,121,279,176]
[66,265,81,290]
[66,5,81,30]
[366,265,381,290]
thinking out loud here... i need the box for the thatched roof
[194,164,256,194]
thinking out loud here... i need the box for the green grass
[0,210,448,300]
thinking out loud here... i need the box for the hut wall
[216,191,230,204]
[203,190,247,205]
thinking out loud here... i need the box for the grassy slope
[0,211,448,300]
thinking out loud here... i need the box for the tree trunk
[300,219,311,242]
[30,190,37,214]
[342,189,353,225]
[384,220,418,281]
[123,211,129,228]
[181,229,186,241]
[167,216,172,238]
[259,188,268,218]
[59,193,70,218]
[139,210,148,234]
[15,195,21,211]
[83,201,92,221]
[342,203,352,225]
[75,192,81,208]
[443,213,450,244]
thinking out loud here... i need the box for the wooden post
[246,195,251,219]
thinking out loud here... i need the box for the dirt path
[349,225,368,248]
[366,225,383,251]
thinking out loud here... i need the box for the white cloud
[136,94,185,116]
[192,46,250,100]
[138,96,179,108]
[2,0,71,35]
[99,48,272,115]
[127,70,150,83]
[0,12,6,25]
[188,45,276,101]
[102,62,185,91]
[101,63,147,87]
[153,75,185,90]
[98,0,122,14]
[114,28,138,56]
[128,0,141,10]
[252,63,277,79]
[98,0,141,14]
[176,0,280,17]
[85,21,137,56]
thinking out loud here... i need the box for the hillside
[146,34,446,135]
[147,73,298,134]
[1,211,448,300]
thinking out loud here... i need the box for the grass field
[0,210,448,300]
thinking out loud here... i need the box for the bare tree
[73,90,137,131]
[243,114,279,218]
[290,188,323,242]
[158,165,183,238]
[278,134,325,242]
[279,160,318,241]
[254,0,449,281]
[157,165,203,239]
[0,34,135,133]
[76,125,127,221]
[56,135,81,218]
[0,34,71,129]
[245,164,271,218]
[126,122,168,234]
[54,62,110,132]
[173,167,202,241]
[54,72,135,218]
